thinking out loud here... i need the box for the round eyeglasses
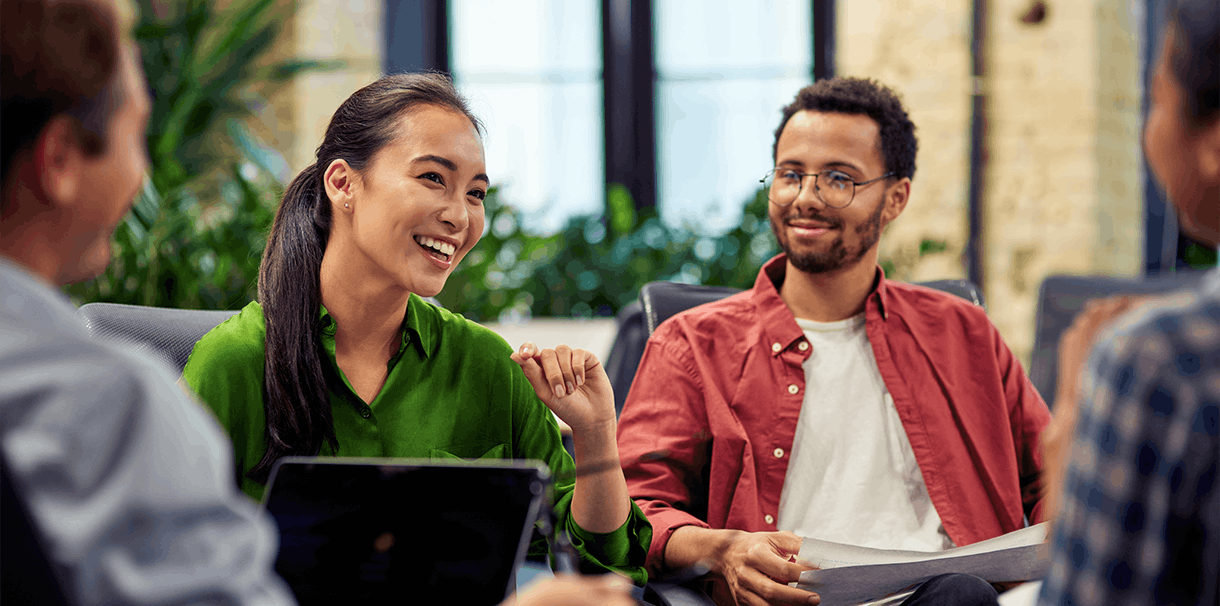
[760,168,895,208]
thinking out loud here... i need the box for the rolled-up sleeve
[617,333,714,576]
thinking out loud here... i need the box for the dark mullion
[602,0,657,210]
[812,0,835,80]
[383,0,449,74]
[427,0,449,74]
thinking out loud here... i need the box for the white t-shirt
[776,315,954,552]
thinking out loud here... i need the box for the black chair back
[639,283,744,335]
[1029,272,1207,410]
[604,301,648,417]
[76,303,239,373]
[913,279,986,309]
[602,278,985,418]
[638,278,986,337]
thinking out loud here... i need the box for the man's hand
[668,527,819,606]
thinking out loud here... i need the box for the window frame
[385,0,834,214]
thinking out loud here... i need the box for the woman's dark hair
[250,72,483,482]
[1167,0,1220,126]
[772,77,918,181]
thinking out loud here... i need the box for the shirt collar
[0,256,81,331]
[751,254,891,356]
[402,294,433,358]
[317,295,429,359]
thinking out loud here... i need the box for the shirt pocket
[429,443,510,461]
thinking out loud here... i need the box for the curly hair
[772,77,918,181]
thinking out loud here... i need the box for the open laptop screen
[262,457,550,605]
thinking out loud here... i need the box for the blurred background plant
[66,0,953,319]
[437,185,950,323]
[437,186,780,322]
[64,0,336,309]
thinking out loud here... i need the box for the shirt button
[798,341,809,351]
[773,448,784,458]
[765,514,774,524]
[788,384,799,395]
[771,342,782,353]
[360,408,372,419]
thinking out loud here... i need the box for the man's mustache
[779,211,844,230]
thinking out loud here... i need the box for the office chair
[76,302,240,373]
[601,279,986,410]
[76,298,448,375]
[1029,271,1207,410]
[604,301,648,417]
[639,278,986,339]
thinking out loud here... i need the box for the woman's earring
[344,203,350,208]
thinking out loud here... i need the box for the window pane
[655,0,812,233]
[451,0,603,233]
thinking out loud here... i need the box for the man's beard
[771,201,886,274]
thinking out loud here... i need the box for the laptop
[261,457,551,605]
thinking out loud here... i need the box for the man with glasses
[617,77,1051,606]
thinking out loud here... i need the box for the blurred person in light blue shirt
[0,0,295,602]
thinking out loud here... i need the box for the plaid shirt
[1040,269,1220,606]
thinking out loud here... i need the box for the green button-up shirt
[183,295,650,583]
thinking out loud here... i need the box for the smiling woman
[180,72,650,585]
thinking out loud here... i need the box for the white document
[996,580,1044,606]
[793,523,1050,606]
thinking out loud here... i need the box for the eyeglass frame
[759,168,896,208]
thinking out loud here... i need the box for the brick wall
[266,0,383,174]
[838,0,1143,364]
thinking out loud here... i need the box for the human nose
[791,174,826,210]
[437,192,470,233]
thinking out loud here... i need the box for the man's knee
[904,573,997,606]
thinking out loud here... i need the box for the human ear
[1197,118,1220,188]
[323,159,358,212]
[881,178,911,224]
[34,116,85,209]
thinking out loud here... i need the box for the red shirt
[617,255,1051,575]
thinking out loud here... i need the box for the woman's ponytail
[248,162,336,482]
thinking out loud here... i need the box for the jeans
[900,573,998,606]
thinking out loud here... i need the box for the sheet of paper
[793,524,1050,606]
[997,580,1044,606]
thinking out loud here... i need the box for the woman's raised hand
[512,342,633,534]
[510,343,616,435]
